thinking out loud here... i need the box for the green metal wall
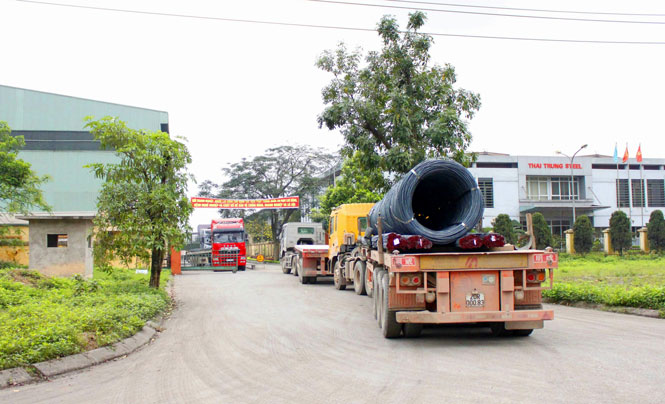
[0,85,169,213]
[0,85,168,131]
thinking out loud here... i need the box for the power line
[14,0,665,45]
[384,0,665,18]
[308,0,665,25]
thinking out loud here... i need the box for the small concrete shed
[16,212,96,278]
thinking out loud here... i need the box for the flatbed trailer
[362,246,557,338]
[293,244,330,284]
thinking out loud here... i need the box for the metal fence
[247,242,279,260]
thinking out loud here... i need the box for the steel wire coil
[368,159,484,245]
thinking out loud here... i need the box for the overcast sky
[2,0,664,226]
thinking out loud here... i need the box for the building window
[647,179,665,207]
[526,176,549,200]
[478,178,494,208]
[526,176,580,201]
[47,234,68,248]
[616,179,630,208]
[631,179,645,208]
[548,219,572,238]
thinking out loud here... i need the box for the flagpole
[626,144,632,229]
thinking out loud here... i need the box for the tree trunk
[149,247,164,288]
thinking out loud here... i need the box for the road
[3,263,665,404]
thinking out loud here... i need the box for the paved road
[3,264,665,404]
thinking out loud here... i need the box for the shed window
[47,234,68,248]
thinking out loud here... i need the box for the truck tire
[281,258,291,274]
[298,258,307,284]
[334,261,346,290]
[293,257,298,277]
[402,323,422,338]
[365,266,373,298]
[353,260,366,295]
[512,329,533,337]
[381,274,401,338]
[239,265,246,271]
[489,322,512,337]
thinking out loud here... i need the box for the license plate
[226,259,235,262]
[466,292,485,308]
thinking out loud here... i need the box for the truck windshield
[297,227,314,234]
[213,232,243,243]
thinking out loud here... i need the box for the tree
[200,145,335,247]
[647,210,665,253]
[317,152,385,219]
[573,215,593,255]
[609,210,632,256]
[531,213,553,250]
[0,121,50,218]
[86,117,193,288]
[317,12,480,191]
[492,214,517,245]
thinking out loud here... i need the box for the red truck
[211,218,247,271]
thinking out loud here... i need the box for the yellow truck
[293,159,557,338]
[292,203,373,287]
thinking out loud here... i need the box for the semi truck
[279,222,325,275]
[291,159,557,338]
[211,218,247,271]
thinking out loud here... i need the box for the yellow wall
[0,226,29,266]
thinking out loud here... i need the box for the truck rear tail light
[399,273,422,287]
[526,270,546,283]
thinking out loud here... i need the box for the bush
[0,268,170,370]
[647,210,665,253]
[531,213,553,250]
[609,210,632,255]
[573,215,593,254]
[492,214,517,245]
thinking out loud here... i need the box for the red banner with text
[191,196,300,209]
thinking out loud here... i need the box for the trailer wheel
[512,329,533,337]
[403,323,422,338]
[353,260,366,295]
[297,258,307,284]
[365,266,373,298]
[334,261,346,290]
[373,269,383,322]
[489,322,512,337]
[281,258,291,274]
[381,274,401,338]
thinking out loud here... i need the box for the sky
[2,0,665,227]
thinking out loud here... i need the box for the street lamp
[556,144,588,228]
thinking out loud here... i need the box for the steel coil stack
[368,159,484,245]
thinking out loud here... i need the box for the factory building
[469,152,665,237]
[0,84,168,276]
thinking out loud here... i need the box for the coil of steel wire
[368,159,484,245]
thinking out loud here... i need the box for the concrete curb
[0,317,165,389]
[0,368,34,389]
[549,300,662,319]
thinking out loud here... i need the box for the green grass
[544,253,665,315]
[0,267,170,370]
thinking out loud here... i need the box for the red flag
[636,144,643,163]
[622,145,629,163]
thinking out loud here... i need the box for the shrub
[492,214,517,245]
[0,268,170,370]
[573,215,593,254]
[531,213,553,250]
[609,210,632,255]
[647,210,665,253]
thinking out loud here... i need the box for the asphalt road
[3,264,665,404]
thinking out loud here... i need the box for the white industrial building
[469,152,665,237]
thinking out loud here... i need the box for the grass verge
[543,253,665,317]
[0,267,170,370]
